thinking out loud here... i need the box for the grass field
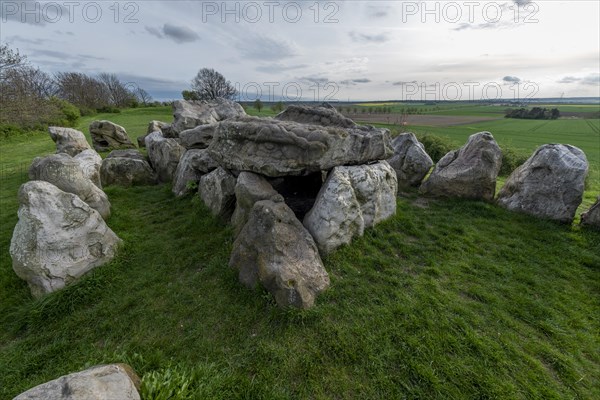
[1,107,599,399]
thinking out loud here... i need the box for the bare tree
[55,72,108,110]
[97,73,134,107]
[191,68,237,100]
[135,87,153,106]
[0,44,27,81]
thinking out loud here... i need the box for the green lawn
[1,107,599,399]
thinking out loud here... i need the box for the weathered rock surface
[100,157,157,187]
[138,120,173,147]
[230,200,330,309]
[172,149,219,197]
[48,126,91,156]
[14,364,140,400]
[275,102,356,128]
[74,149,103,188]
[303,161,398,255]
[387,132,433,189]
[145,131,184,182]
[581,196,600,229]
[419,131,502,200]
[199,167,236,218]
[208,116,392,177]
[179,124,218,149]
[231,171,284,235]
[10,181,121,298]
[89,120,136,152]
[171,98,246,134]
[497,144,588,223]
[29,153,111,219]
[106,149,146,161]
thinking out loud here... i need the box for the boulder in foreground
[14,364,140,400]
[10,181,121,298]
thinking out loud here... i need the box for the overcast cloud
[1,0,598,101]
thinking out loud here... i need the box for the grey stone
[581,196,600,229]
[387,132,433,189]
[208,116,392,177]
[48,126,91,156]
[89,120,136,152]
[100,157,157,187]
[199,167,236,218]
[172,149,219,197]
[303,161,398,255]
[275,102,356,128]
[29,153,111,219]
[14,364,140,399]
[138,121,173,147]
[230,200,330,309]
[145,131,184,182]
[497,144,588,223]
[106,149,146,161]
[179,124,218,149]
[231,171,284,236]
[171,98,246,134]
[74,149,103,188]
[420,131,502,200]
[10,181,121,298]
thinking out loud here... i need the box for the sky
[1,0,599,101]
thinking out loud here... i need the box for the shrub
[499,145,529,176]
[0,124,26,139]
[96,105,121,114]
[415,133,457,162]
[47,97,80,127]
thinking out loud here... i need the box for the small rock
[581,196,600,229]
[172,149,219,197]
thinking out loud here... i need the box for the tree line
[505,107,560,120]
[0,44,156,131]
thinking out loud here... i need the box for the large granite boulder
[275,102,356,128]
[303,161,398,255]
[581,196,600,229]
[419,131,502,200]
[230,200,330,309]
[10,181,121,298]
[14,364,140,400]
[29,153,111,219]
[179,124,218,149]
[138,120,173,147]
[497,144,588,223]
[89,120,136,152]
[208,116,392,177]
[199,167,237,218]
[145,131,184,182]
[172,149,219,197]
[106,149,146,161]
[231,171,284,236]
[387,133,433,189]
[171,98,246,134]
[48,126,91,156]
[74,149,103,188]
[100,158,157,187]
